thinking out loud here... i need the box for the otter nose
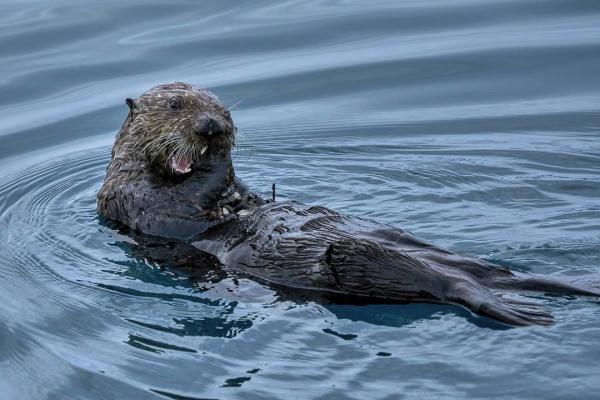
[194,117,223,138]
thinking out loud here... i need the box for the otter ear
[125,98,138,112]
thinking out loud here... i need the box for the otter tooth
[222,207,230,215]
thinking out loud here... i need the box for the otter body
[98,82,599,326]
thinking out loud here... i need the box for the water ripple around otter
[1,1,600,399]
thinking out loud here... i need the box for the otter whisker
[226,100,242,112]
[141,137,165,155]
[133,135,161,151]
[186,145,194,164]
[136,134,176,157]
[233,129,255,164]
[152,142,173,164]
[163,141,182,166]
[153,136,178,157]
[149,134,181,164]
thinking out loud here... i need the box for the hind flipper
[447,282,553,326]
[506,275,600,297]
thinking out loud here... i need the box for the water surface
[1,1,600,399]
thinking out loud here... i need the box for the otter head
[125,82,235,177]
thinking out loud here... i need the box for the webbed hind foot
[447,281,553,326]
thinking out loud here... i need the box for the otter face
[125,82,235,176]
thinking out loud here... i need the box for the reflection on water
[0,1,599,399]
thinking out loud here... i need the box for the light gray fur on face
[125,82,235,174]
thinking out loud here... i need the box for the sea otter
[98,82,599,326]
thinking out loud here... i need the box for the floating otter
[98,82,599,326]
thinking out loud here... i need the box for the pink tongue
[170,155,192,174]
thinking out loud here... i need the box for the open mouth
[169,154,193,175]
[168,146,207,175]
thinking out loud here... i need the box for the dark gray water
[1,1,600,399]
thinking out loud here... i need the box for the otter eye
[223,109,231,119]
[169,99,181,110]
